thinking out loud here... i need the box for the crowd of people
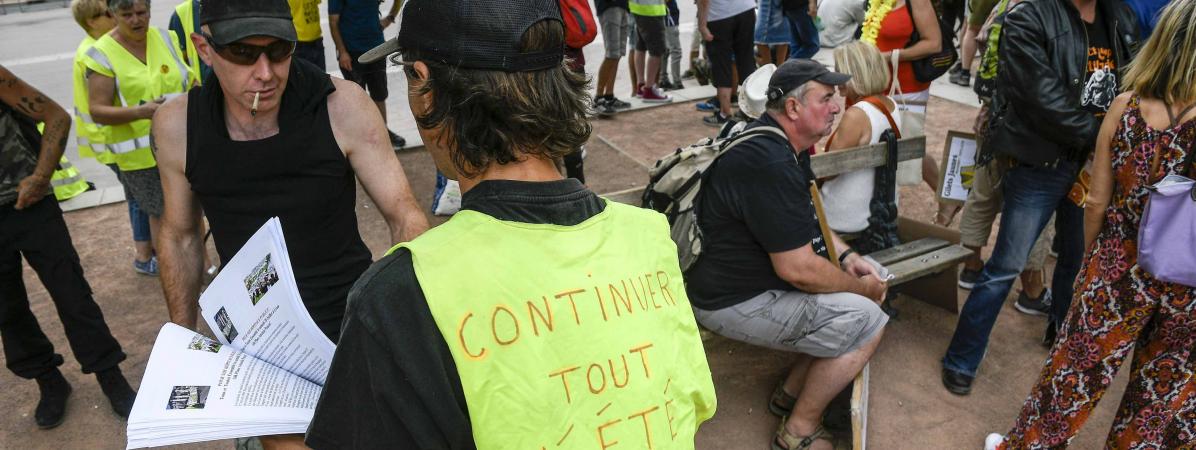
[0,0,1193,448]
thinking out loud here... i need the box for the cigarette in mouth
[251,92,260,116]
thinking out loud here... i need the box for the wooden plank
[867,238,951,267]
[810,136,926,178]
[887,245,973,286]
[851,363,870,450]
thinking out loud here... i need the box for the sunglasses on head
[202,33,296,65]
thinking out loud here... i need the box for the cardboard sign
[938,131,979,205]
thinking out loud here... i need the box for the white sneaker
[984,433,1004,450]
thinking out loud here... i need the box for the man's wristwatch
[838,248,857,265]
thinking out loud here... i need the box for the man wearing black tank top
[151,0,428,342]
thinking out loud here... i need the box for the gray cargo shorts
[600,7,631,59]
[693,290,887,358]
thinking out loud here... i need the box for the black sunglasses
[202,33,296,65]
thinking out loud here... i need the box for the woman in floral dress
[988,1,1196,448]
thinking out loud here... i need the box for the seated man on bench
[686,60,888,450]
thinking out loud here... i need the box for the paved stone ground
[0,96,1132,449]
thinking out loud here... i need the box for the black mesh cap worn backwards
[201,0,297,46]
[766,59,852,102]
[358,0,564,71]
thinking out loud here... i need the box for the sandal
[773,421,833,450]
[769,384,797,417]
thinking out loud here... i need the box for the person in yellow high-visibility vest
[71,0,158,275]
[51,156,91,202]
[302,1,717,448]
[82,0,195,268]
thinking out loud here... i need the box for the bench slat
[888,245,973,285]
[868,238,952,267]
[811,136,926,178]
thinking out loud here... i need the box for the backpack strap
[715,126,789,159]
[861,96,902,139]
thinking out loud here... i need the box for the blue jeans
[107,164,151,243]
[754,0,792,45]
[942,161,1086,377]
[785,10,820,60]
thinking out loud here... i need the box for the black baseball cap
[200,0,297,46]
[766,59,852,101]
[359,0,564,71]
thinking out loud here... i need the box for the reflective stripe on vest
[390,201,716,449]
[74,36,114,163]
[52,156,90,201]
[175,1,202,83]
[629,0,667,16]
[85,28,190,171]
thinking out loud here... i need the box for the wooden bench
[605,132,972,450]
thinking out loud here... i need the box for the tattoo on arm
[16,94,46,116]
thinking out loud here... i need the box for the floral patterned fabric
[1001,95,1196,449]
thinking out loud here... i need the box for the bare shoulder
[326,77,373,123]
[326,77,385,155]
[152,94,190,170]
[1106,91,1135,121]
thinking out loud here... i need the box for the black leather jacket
[985,0,1139,165]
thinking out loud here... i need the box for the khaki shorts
[693,290,887,359]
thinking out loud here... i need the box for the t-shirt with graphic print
[1080,6,1117,117]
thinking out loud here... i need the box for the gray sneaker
[1015,289,1052,316]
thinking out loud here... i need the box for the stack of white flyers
[126,218,334,449]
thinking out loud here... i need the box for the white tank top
[821,98,903,233]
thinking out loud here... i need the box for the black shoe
[608,96,632,110]
[949,70,971,86]
[681,69,695,80]
[1042,320,1058,348]
[941,367,973,396]
[958,266,982,289]
[597,102,616,119]
[1014,289,1052,317]
[35,369,72,429]
[388,131,407,149]
[703,111,729,127]
[96,367,136,419]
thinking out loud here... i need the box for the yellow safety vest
[73,36,114,165]
[391,200,717,449]
[175,0,202,83]
[52,156,90,201]
[629,0,667,16]
[289,0,323,43]
[83,27,192,171]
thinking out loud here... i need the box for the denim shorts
[754,0,793,45]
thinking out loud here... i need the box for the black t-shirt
[305,179,606,450]
[685,114,829,311]
[1080,5,1117,117]
[0,102,42,206]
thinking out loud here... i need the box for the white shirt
[707,0,756,22]
[821,99,903,233]
[818,0,867,48]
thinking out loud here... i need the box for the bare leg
[775,44,789,63]
[963,245,984,271]
[718,87,733,117]
[960,24,980,71]
[598,57,620,97]
[645,54,662,89]
[630,50,644,94]
[756,44,772,66]
[1020,268,1045,298]
[134,240,153,262]
[781,354,814,398]
[783,331,884,450]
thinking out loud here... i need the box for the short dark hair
[399,20,591,178]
